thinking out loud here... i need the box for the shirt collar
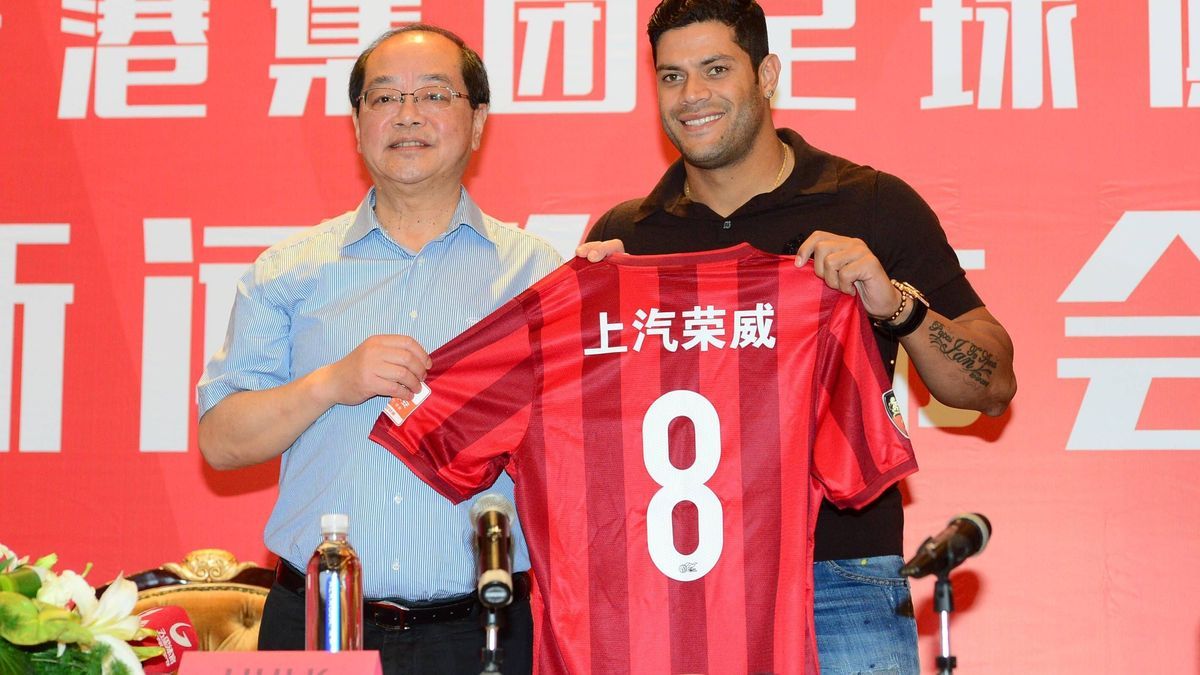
[341,186,498,249]
[633,128,841,222]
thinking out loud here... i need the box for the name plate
[178,650,383,675]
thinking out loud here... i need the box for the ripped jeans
[813,555,920,675]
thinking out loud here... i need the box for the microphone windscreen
[470,493,517,523]
[954,512,992,552]
[136,605,198,673]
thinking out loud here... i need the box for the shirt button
[393,493,403,505]
[722,220,733,230]
[409,310,418,319]
[391,559,400,572]
[417,258,425,265]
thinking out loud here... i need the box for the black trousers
[258,582,533,675]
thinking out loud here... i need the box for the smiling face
[654,20,776,170]
[352,31,487,193]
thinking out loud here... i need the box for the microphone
[470,493,516,608]
[900,513,992,578]
[134,605,198,674]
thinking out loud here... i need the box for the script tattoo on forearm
[927,320,997,387]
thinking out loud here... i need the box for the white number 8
[643,390,724,581]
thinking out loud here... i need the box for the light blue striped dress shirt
[197,188,563,600]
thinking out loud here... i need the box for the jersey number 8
[643,390,724,582]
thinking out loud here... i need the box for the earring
[766,89,774,99]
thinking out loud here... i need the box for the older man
[198,25,560,674]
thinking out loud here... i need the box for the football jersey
[370,244,917,675]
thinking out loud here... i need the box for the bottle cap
[320,513,349,534]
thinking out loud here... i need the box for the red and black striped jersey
[371,244,917,675]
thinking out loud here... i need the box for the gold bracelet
[878,287,908,325]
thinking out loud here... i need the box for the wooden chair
[124,549,274,651]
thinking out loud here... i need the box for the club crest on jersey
[383,383,431,427]
[883,390,909,438]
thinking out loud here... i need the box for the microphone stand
[479,607,503,674]
[934,571,956,675]
[903,513,992,673]
[473,495,516,675]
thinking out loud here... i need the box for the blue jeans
[813,555,920,675]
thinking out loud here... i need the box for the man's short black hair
[348,24,490,114]
[647,0,769,69]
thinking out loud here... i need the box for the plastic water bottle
[305,513,363,651]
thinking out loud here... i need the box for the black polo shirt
[587,128,981,560]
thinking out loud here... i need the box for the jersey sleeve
[369,292,539,504]
[810,293,918,510]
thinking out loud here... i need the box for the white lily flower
[81,576,144,642]
[0,543,29,569]
[94,633,146,675]
[36,570,96,610]
[75,576,149,674]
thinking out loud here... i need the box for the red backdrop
[2,2,1198,672]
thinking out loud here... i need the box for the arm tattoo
[928,320,997,387]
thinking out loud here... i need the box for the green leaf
[0,558,12,574]
[28,642,104,674]
[32,555,57,571]
[0,594,92,647]
[33,605,93,646]
[0,638,34,675]
[0,593,42,644]
[130,644,163,662]
[0,569,42,598]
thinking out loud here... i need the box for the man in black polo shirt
[579,1,1016,672]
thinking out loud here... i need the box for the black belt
[275,561,528,631]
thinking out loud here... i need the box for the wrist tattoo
[928,320,997,387]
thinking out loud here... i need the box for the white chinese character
[680,305,727,351]
[766,0,857,111]
[1057,211,1200,450]
[583,311,627,355]
[1149,0,1200,107]
[268,0,421,117]
[921,0,1078,110]
[58,0,210,119]
[0,225,73,453]
[731,303,776,349]
[485,0,637,114]
[140,219,303,452]
[632,308,678,352]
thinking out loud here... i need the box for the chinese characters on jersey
[584,303,777,356]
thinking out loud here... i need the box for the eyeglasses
[358,86,469,113]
